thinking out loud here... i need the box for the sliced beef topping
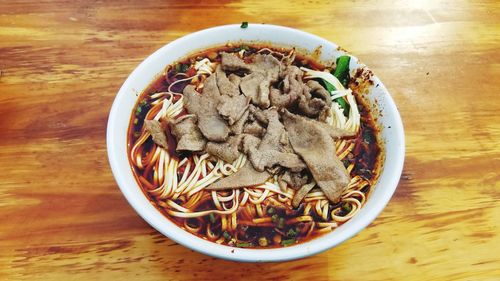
[217,94,250,125]
[144,119,168,148]
[183,78,230,142]
[298,94,328,119]
[216,65,240,97]
[230,108,249,135]
[206,161,271,190]
[248,104,269,125]
[247,108,306,172]
[282,110,350,203]
[229,53,281,109]
[205,135,242,163]
[228,73,242,87]
[281,65,303,100]
[220,52,254,72]
[270,87,299,109]
[248,149,305,172]
[241,134,261,154]
[253,53,281,81]
[314,120,357,140]
[170,114,206,151]
[306,80,332,107]
[243,121,266,137]
[292,182,316,208]
[298,82,330,119]
[240,72,266,105]
[281,170,310,190]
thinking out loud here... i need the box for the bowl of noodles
[107,24,405,262]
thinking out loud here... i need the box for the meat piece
[248,105,268,125]
[170,115,206,151]
[243,121,266,137]
[220,52,254,72]
[216,66,240,97]
[144,119,168,148]
[253,53,281,81]
[282,110,351,203]
[248,149,306,172]
[217,94,250,125]
[292,182,316,208]
[240,72,266,105]
[206,135,242,163]
[241,134,261,154]
[236,54,282,109]
[298,95,328,119]
[230,108,249,135]
[206,161,271,190]
[247,108,306,172]
[306,80,332,106]
[270,87,299,108]
[282,171,310,190]
[281,65,303,100]
[228,74,241,87]
[183,78,230,142]
[315,121,357,140]
[297,82,330,119]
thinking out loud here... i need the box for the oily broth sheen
[127,44,382,248]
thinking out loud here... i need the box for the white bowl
[107,24,405,262]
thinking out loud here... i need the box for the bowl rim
[107,23,405,262]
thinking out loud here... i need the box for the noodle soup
[128,44,382,248]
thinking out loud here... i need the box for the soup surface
[128,44,381,248]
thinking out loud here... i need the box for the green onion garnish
[281,238,296,246]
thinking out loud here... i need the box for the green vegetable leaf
[222,231,231,241]
[332,55,351,88]
[209,213,216,223]
[240,21,249,28]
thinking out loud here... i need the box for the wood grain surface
[1,0,499,280]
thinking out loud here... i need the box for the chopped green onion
[271,214,279,223]
[363,130,374,144]
[281,238,296,246]
[287,228,297,237]
[267,207,276,215]
[209,213,216,223]
[277,217,286,229]
[222,231,231,241]
[341,203,352,214]
[174,63,181,73]
[133,118,138,125]
[180,63,189,73]
[133,132,141,138]
[236,242,253,247]
[240,45,249,51]
[332,55,351,88]
[240,21,248,28]
[258,237,268,247]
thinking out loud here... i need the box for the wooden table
[1,1,499,280]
